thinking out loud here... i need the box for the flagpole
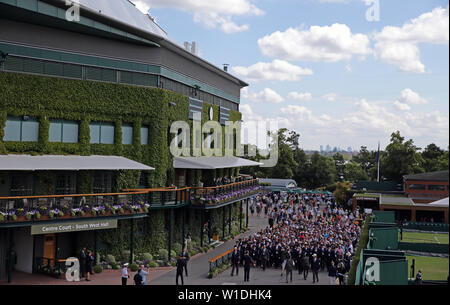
[377,141,380,182]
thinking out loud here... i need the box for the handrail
[209,248,234,263]
[191,179,259,190]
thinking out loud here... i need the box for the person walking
[139,265,148,285]
[231,247,240,276]
[134,269,143,285]
[79,247,87,279]
[285,254,294,283]
[328,261,337,285]
[261,245,269,271]
[121,263,130,286]
[301,254,309,280]
[176,254,185,285]
[337,262,346,285]
[311,254,320,284]
[85,251,94,282]
[243,251,252,282]
[415,269,423,285]
[181,248,190,277]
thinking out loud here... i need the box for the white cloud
[243,88,284,104]
[323,93,338,102]
[240,97,449,150]
[231,60,313,82]
[397,88,428,105]
[287,92,313,102]
[374,6,449,73]
[142,0,264,33]
[258,23,371,62]
[394,101,411,111]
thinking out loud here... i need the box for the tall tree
[344,162,369,182]
[381,131,424,182]
[422,143,444,172]
[353,146,377,179]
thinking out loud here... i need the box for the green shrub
[149,261,158,268]
[142,253,153,261]
[93,265,103,274]
[121,250,131,261]
[112,263,120,270]
[170,250,177,258]
[130,263,139,272]
[158,249,168,260]
[172,242,182,255]
[348,217,370,285]
[105,254,116,265]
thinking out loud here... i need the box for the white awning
[0,155,155,171]
[173,156,261,169]
[427,197,449,208]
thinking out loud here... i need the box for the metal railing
[209,248,234,273]
[190,179,260,206]
[0,187,190,225]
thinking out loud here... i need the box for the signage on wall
[31,219,118,235]
[209,107,214,120]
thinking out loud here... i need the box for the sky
[133,0,449,152]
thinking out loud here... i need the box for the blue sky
[135,0,449,151]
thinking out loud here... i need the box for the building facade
[0,0,260,282]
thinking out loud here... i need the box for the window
[94,172,113,194]
[55,173,76,195]
[3,116,39,142]
[189,97,203,120]
[122,124,133,145]
[141,126,149,145]
[89,122,115,144]
[49,120,79,143]
[219,107,230,125]
[409,184,426,190]
[428,185,446,191]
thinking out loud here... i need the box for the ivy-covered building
[0,0,261,282]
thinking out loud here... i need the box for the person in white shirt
[121,263,130,285]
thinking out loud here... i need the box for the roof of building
[75,0,248,87]
[379,195,414,206]
[173,156,261,170]
[259,179,298,188]
[351,181,402,192]
[78,0,168,39]
[0,155,154,171]
[428,197,449,208]
[403,170,449,182]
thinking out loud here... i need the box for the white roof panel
[173,156,261,169]
[78,0,168,39]
[0,155,155,171]
[428,197,449,207]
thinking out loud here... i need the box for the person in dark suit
[311,254,320,284]
[181,248,190,277]
[243,251,253,282]
[79,247,87,278]
[176,254,185,285]
[85,250,94,281]
[261,245,269,271]
[231,247,240,276]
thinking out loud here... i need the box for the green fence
[356,249,408,285]
[405,222,449,232]
[369,222,398,229]
[398,242,449,254]
[372,211,396,224]
[368,227,399,250]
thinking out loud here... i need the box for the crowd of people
[231,192,363,284]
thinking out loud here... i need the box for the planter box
[11,216,27,222]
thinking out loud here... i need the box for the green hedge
[348,217,370,285]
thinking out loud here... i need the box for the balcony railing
[190,179,261,207]
[0,187,190,225]
[0,180,260,224]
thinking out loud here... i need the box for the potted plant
[212,228,220,241]
[12,208,26,222]
[0,212,6,223]
[38,206,49,220]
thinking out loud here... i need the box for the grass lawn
[407,255,449,281]
[399,232,449,244]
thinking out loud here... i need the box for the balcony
[189,179,261,208]
[0,188,190,226]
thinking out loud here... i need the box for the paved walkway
[149,213,270,285]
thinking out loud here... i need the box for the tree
[333,153,345,179]
[421,144,444,172]
[344,162,369,182]
[353,146,377,180]
[333,181,352,207]
[381,131,424,182]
